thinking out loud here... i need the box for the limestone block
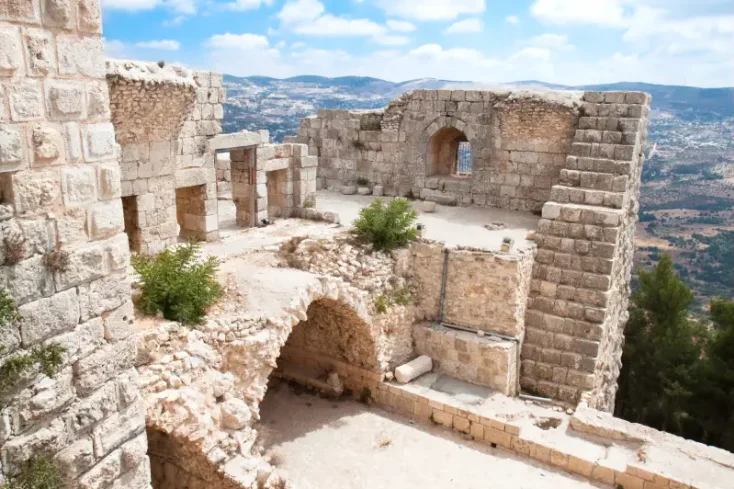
[0,0,41,24]
[0,124,28,172]
[265,157,290,172]
[86,82,110,119]
[42,0,74,28]
[64,122,82,162]
[57,35,104,78]
[421,189,457,206]
[421,201,437,213]
[0,418,66,475]
[0,26,23,76]
[373,185,384,196]
[97,162,122,200]
[55,241,105,290]
[92,400,145,458]
[78,0,102,33]
[74,337,136,395]
[78,273,131,322]
[9,169,62,214]
[82,122,116,162]
[76,446,123,489]
[54,437,95,481]
[210,130,262,150]
[341,185,357,195]
[220,398,252,430]
[16,218,55,257]
[32,123,65,166]
[23,28,56,77]
[175,167,214,188]
[56,207,88,247]
[395,355,433,384]
[9,80,44,121]
[0,256,54,303]
[104,233,130,271]
[103,300,135,342]
[52,317,104,366]
[121,142,149,162]
[62,165,97,206]
[89,200,124,240]
[15,367,75,431]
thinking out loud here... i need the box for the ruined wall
[0,1,149,487]
[409,242,535,338]
[520,91,651,408]
[414,323,518,395]
[294,90,581,212]
[108,61,223,252]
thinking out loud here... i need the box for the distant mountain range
[222,75,734,140]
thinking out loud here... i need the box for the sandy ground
[257,382,604,489]
[314,190,539,251]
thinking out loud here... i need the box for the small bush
[392,287,412,306]
[375,295,388,314]
[1,343,66,403]
[132,242,222,325]
[302,198,316,209]
[43,250,70,273]
[0,289,21,327]
[1,455,65,489]
[353,198,417,251]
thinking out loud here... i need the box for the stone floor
[256,381,603,489]
[313,190,539,251]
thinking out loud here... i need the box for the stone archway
[419,116,476,179]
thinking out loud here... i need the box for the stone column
[0,1,150,487]
[230,148,255,227]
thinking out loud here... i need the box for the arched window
[428,127,472,177]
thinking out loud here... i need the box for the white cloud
[225,0,274,11]
[103,38,130,58]
[524,33,574,50]
[386,20,416,32]
[277,0,324,26]
[102,0,158,11]
[206,33,272,50]
[293,15,385,36]
[103,0,196,14]
[278,0,412,46]
[505,15,519,24]
[445,18,483,34]
[135,39,181,50]
[291,41,306,49]
[163,15,187,26]
[530,0,627,26]
[375,0,485,21]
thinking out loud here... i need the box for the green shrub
[0,289,21,327]
[375,295,388,314]
[2,455,65,489]
[353,198,418,251]
[392,287,413,306]
[302,198,316,209]
[132,242,222,325]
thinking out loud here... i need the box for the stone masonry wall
[409,241,535,338]
[294,90,581,212]
[0,1,149,488]
[108,61,223,252]
[520,91,651,409]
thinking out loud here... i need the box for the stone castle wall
[520,91,651,408]
[292,90,581,212]
[0,1,149,488]
[108,61,224,253]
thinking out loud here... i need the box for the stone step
[559,170,628,193]
[570,142,637,161]
[550,186,624,209]
[542,202,623,227]
[574,129,638,146]
[565,156,633,176]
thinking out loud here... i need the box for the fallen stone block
[341,185,357,195]
[395,355,433,384]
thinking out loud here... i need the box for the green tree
[352,198,418,251]
[615,255,708,434]
[687,300,734,450]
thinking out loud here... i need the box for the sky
[102,0,734,87]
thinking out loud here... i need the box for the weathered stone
[74,337,136,395]
[18,287,79,346]
[89,200,124,239]
[23,28,56,76]
[82,122,116,162]
[0,26,23,76]
[62,165,96,205]
[46,80,85,120]
[0,124,28,172]
[9,80,44,121]
[32,124,65,165]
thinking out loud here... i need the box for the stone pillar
[230,148,255,227]
[520,91,651,409]
[175,183,218,241]
[0,1,150,487]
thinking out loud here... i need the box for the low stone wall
[413,323,518,395]
[409,241,535,338]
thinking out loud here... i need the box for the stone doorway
[121,195,142,252]
[266,169,291,220]
[175,184,217,242]
[229,147,257,227]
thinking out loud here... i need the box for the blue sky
[102,0,734,87]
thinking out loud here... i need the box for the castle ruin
[0,2,732,489]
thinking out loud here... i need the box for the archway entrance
[428,127,472,177]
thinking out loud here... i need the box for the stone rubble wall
[520,91,651,408]
[294,90,581,212]
[108,61,223,252]
[136,272,393,489]
[0,1,149,488]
